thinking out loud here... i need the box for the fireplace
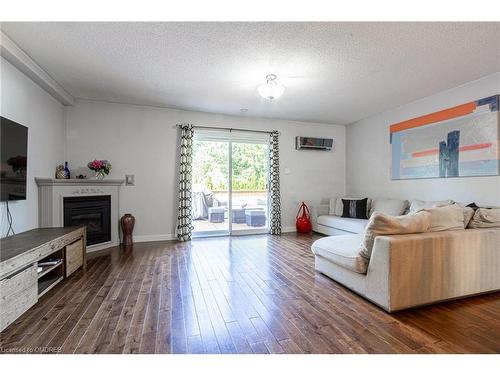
[36,178,124,251]
[63,195,111,246]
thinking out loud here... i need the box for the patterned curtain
[269,130,282,235]
[176,124,194,241]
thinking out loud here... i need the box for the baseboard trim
[87,240,120,253]
[85,234,177,253]
[133,234,177,243]
[115,229,296,246]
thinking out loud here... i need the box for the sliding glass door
[191,138,230,236]
[230,141,269,235]
[191,130,269,237]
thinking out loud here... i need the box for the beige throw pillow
[463,207,475,228]
[468,208,500,228]
[423,204,465,232]
[328,197,337,215]
[455,203,476,228]
[408,199,454,214]
[357,211,431,273]
[369,198,409,216]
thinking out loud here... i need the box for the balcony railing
[210,190,267,207]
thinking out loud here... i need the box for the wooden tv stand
[0,226,86,332]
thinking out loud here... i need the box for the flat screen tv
[1,116,28,201]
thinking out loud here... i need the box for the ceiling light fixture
[258,74,285,100]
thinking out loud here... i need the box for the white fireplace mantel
[35,178,125,252]
[35,178,125,186]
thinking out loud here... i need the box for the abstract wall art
[390,95,499,180]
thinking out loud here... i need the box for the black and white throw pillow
[341,198,369,219]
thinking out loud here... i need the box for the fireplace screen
[64,195,111,245]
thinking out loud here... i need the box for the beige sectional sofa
[311,197,500,311]
[312,227,500,312]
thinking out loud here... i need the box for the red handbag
[296,202,312,234]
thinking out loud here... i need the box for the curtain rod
[176,124,279,135]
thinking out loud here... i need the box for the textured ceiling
[2,22,499,124]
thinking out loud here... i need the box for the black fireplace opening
[64,195,111,246]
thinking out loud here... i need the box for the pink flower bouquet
[87,159,112,179]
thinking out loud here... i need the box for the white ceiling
[2,22,499,125]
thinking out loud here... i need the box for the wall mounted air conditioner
[295,136,334,151]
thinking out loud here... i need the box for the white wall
[65,99,346,240]
[346,72,500,206]
[0,57,66,237]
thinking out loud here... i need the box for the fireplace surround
[36,178,124,252]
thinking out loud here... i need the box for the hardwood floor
[1,233,499,354]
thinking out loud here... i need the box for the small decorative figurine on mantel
[55,164,65,179]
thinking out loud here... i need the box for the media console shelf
[0,226,86,332]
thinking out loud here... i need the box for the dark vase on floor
[120,213,135,246]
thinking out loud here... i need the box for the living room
[1,1,499,373]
